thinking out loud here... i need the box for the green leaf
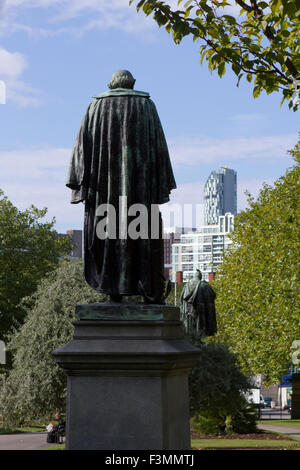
[218,62,226,77]
[253,84,262,98]
[232,62,241,76]
[222,14,236,25]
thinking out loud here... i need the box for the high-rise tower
[204,166,237,225]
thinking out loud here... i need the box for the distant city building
[163,227,195,280]
[171,213,234,282]
[204,166,237,225]
[67,229,83,258]
[57,229,83,259]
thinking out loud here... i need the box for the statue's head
[108,70,136,90]
[195,269,202,280]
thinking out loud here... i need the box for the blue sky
[0,0,299,232]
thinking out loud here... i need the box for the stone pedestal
[52,302,200,450]
[291,373,300,419]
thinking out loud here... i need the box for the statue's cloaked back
[66,72,176,302]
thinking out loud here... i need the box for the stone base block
[52,303,200,450]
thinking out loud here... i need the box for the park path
[257,423,300,439]
[0,431,54,450]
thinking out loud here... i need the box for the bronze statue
[66,70,176,303]
[180,270,217,337]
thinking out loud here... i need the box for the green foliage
[0,190,71,340]
[130,0,300,110]
[213,137,300,385]
[193,406,258,435]
[167,281,184,307]
[225,401,258,434]
[188,338,257,434]
[192,414,220,434]
[0,259,106,426]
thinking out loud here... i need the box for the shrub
[188,336,257,435]
[0,259,106,426]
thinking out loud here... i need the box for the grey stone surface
[52,303,200,450]
[75,302,178,321]
[292,373,300,419]
[257,423,300,438]
[0,432,54,450]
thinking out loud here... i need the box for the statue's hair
[196,269,202,279]
[108,70,136,90]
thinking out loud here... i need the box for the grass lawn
[257,419,300,427]
[44,440,300,451]
[44,444,65,450]
[191,438,300,450]
[0,425,46,434]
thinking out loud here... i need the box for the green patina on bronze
[75,303,180,321]
[92,88,150,99]
[66,70,176,304]
[180,270,217,338]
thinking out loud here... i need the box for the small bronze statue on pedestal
[180,270,217,338]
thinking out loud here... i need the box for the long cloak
[180,279,217,337]
[66,88,176,297]
[194,281,217,337]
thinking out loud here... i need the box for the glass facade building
[204,166,237,225]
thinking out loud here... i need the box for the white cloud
[2,181,84,232]
[0,132,294,233]
[0,0,251,39]
[168,134,297,166]
[0,147,70,179]
[1,146,203,232]
[0,45,27,77]
[1,0,155,37]
[5,78,42,106]
[0,146,83,232]
[0,45,42,106]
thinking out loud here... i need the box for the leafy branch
[130,0,300,110]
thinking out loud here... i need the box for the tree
[0,190,71,340]
[0,259,106,425]
[212,137,300,385]
[130,0,300,110]
[188,338,257,434]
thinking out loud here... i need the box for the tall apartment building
[171,212,234,282]
[163,227,195,280]
[204,166,237,225]
[57,229,83,259]
[67,229,83,258]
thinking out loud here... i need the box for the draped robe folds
[180,279,217,337]
[66,89,176,297]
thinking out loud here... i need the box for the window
[182,255,193,262]
[182,237,194,244]
[182,264,193,271]
[182,245,193,253]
